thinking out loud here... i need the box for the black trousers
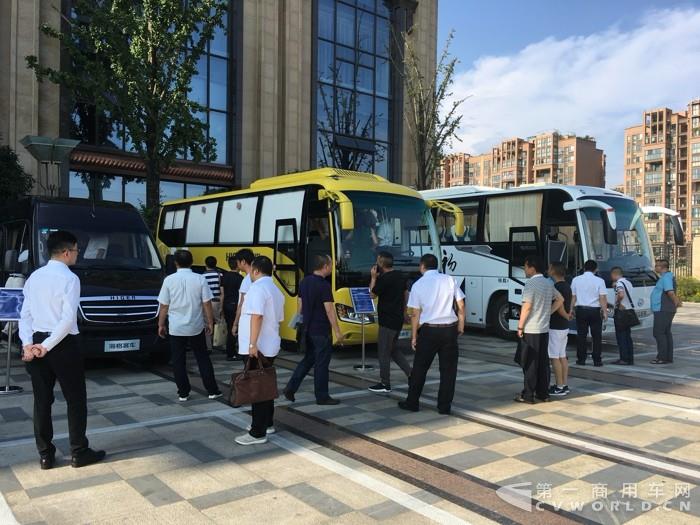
[223,303,238,358]
[25,335,89,457]
[575,306,603,364]
[244,356,275,438]
[653,311,675,362]
[169,331,220,397]
[405,325,458,412]
[521,332,550,401]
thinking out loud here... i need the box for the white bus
[421,184,684,338]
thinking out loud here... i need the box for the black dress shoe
[71,449,106,468]
[576,360,586,365]
[438,408,451,415]
[40,454,55,470]
[316,397,340,406]
[593,362,604,367]
[398,401,419,412]
[514,395,535,404]
[283,390,295,402]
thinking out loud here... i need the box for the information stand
[350,287,375,372]
[0,288,24,395]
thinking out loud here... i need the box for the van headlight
[335,304,373,324]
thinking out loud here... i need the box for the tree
[396,30,465,189]
[26,0,227,225]
[0,146,34,203]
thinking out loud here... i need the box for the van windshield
[36,203,162,270]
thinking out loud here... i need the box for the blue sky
[437,0,700,187]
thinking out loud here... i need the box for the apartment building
[623,100,700,246]
[438,132,605,189]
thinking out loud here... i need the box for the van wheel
[488,294,514,340]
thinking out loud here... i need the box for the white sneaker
[208,393,223,400]
[246,425,276,434]
[235,434,268,446]
[178,395,189,402]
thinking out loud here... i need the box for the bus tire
[488,293,514,340]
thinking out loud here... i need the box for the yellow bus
[155,167,447,346]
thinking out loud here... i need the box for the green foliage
[677,276,700,303]
[26,0,227,218]
[0,146,34,203]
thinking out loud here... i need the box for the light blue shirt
[158,268,213,336]
[651,271,675,313]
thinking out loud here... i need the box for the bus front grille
[79,296,159,324]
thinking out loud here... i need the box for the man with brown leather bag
[234,256,284,445]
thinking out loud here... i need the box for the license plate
[104,339,140,352]
[398,330,411,340]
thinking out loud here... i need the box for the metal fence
[653,243,693,278]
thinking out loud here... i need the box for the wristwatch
[249,343,256,349]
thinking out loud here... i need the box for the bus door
[304,200,332,274]
[273,219,300,296]
[507,226,541,331]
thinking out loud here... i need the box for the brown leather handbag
[230,355,278,407]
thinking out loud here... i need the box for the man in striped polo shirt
[515,255,564,404]
[203,256,223,350]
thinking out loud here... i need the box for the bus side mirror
[671,216,685,246]
[3,249,19,273]
[319,190,354,231]
[601,210,618,245]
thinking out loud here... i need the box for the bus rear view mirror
[318,190,354,231]
[672,216,685,246]
[3,249,18,273]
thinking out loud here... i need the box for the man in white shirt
[611,266,635,365]
[19,230,106,470]
[571,259,608,366]
[399,254,465,415]
[231,248,254,337]
[158,250,221,402]
[235,256,285,446]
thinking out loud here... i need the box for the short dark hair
[205,256,217,268]
[252,255,273,276]
[47,230,78,255]
[228,255,237,269]
[235,249,254,265]
[174,249,193,268]
[610,266,623,275]
[377,251,393,269]
[584,259,598,272]
[549,262,566,278]
[656,259,669,269]
[524,255,545,274]
[313,254,331,270]
[420,253,438,270]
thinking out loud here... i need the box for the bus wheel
[488,294,514,340]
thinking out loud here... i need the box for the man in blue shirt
[650,259,681,364]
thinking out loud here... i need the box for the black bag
[514,339,531,367]
[614,281,640,329]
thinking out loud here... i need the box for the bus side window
[2,222,30,276]
[159,208,187,246]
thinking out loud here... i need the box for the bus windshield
[36,203,162,270]
[580,196,654,277]
[337,192,439,287]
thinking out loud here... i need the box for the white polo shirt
[238,274,252,303]
[571,271,607,307]
[238,276,284,357]
[157,268,213,336]
[407,270,465,325]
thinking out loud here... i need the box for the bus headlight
[335,304,374,324]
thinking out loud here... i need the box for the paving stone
[175,440,226,463]
[0,466,22,492]
[437,448,505,471]
[25,473,122,499]
[102,411,138,426]
[513,445,581,468]
[462,429,520,448]
[498,467,574,490]
[388,431,449,451]
[0,407,30,422]
[616,415,658,427]
[143,393,175,405]
[285,482,354,517]
[361,500,408,520]
[646,437,695,454]
[189,480,275,510]
[127,474,184,507]
[583,465,656,490]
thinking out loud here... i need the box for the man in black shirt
[368,252,411,393]
[548,262,573,397]
[284,254,345,405]
[222,256,244,361]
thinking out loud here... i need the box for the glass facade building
[315,0,393,178]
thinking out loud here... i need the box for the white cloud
[448,8,700,187]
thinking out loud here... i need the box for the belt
[422,322,458,328]
[576,305,601,309]
[211,298,221,302]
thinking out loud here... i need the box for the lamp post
[19,136,80,196]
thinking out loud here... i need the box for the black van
[1,197,166,357]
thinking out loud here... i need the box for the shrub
[677,277,700,303]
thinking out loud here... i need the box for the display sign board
[349,287,375,315]
[0,288,24,322]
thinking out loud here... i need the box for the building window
[315,0,392,178]
[69,4,233,166]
